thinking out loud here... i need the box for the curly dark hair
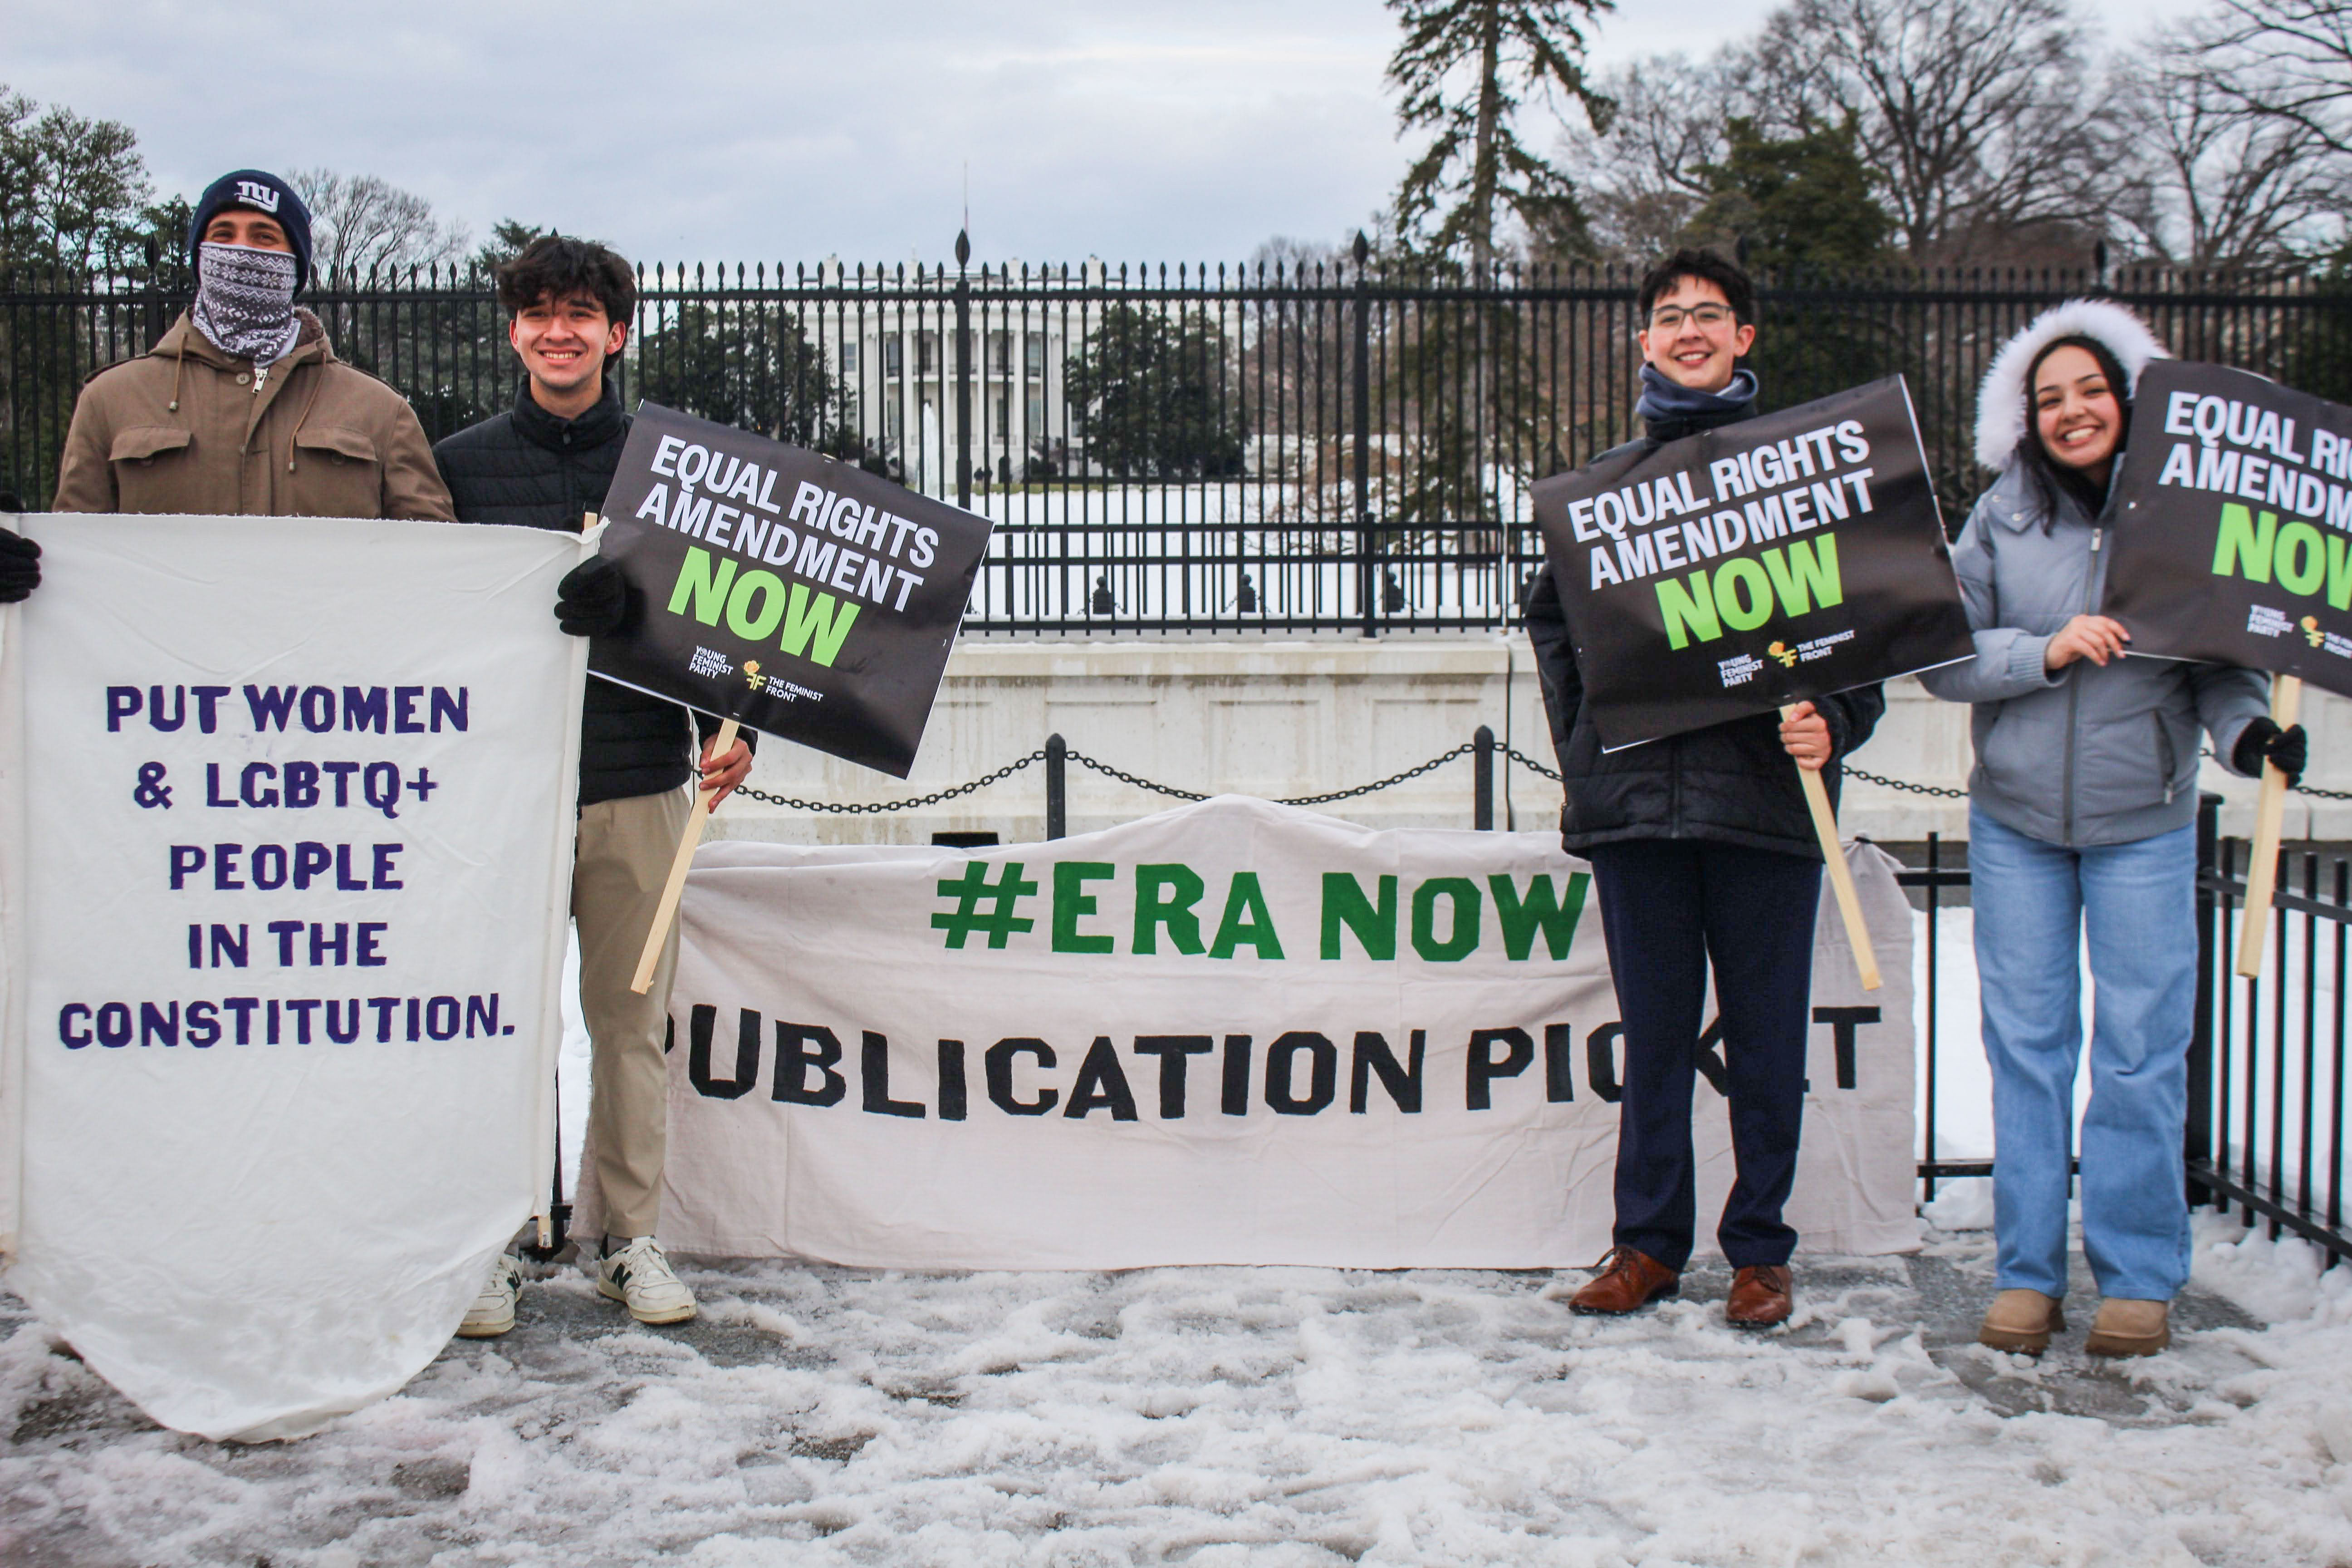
[1637,248,1755,326]
[496,235,637,324]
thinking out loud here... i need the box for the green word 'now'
[932,860,1590,963]
[2212,503,2352,609]
[1655,537,1843,649]
[668,546,860,666]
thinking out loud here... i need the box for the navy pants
[1585,838,1823,1270]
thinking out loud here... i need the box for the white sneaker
[457,1254,521,1339]
[595,1236,697,1325]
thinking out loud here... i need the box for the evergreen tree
[0,83,154,278]
[1387,0,1617,269]
[473,220,548,276]
[1690,116,1891,270]
[634,303,853,451]
[1063,304,1245,480]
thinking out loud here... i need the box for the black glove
[554,555,627,638]
[0,527,42,604]
[2232,716,2308,784]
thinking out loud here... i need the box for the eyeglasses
[1648,304,1735,331]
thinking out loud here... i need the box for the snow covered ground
[5,1220,2351,1566]
[10,911,2352,1565]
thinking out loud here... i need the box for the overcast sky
[14,0,2198,270]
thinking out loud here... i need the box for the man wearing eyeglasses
[1522,249,1883,1330]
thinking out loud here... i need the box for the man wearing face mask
[52,168,453,522]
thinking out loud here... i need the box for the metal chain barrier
[1841,766,1967,799]
[2196,746,2352,802]
[1840,755,2352,804]
[1504,745,1563,783]
[1063,742,1476,807]
[735,749,1045,813]
[730,741,2348,813]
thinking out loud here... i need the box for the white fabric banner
[0,514,587,1441]
[579,797,1918,1268]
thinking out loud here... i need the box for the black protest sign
[1531,376,1971,750]
[2103,361,2352,698]
[592,402,991,778]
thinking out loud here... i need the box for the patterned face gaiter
[191,241,300,365]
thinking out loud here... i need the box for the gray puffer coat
[1919,460,2268,846]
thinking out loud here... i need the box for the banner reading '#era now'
[575,798,1919,1269]
[0,514,587,1443]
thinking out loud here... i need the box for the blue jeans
[1969,805,2195,1301]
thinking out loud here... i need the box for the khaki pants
[573,785,694,1240]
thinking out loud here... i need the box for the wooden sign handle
[631,717,739,995]
[2235,675,2302,979]
[1784,704,1881,992]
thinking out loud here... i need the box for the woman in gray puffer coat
[1921,300,2305,1358]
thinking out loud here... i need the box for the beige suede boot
[2084,1297,2171,1357]
[1977,1289,2066,1354]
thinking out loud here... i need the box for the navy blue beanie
[188,170,314,293]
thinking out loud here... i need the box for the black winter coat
[435,379,745,806]
[1521,403,1884,861]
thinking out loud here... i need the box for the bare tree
[1753,0,2110,261]
[2189,0,2352,152]
[289,168,466,282]
[2109,37,2347,268]
[1248,235,1344,277]
[1565,54,1745,258]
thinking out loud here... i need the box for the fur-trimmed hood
[1973,299,2171,470]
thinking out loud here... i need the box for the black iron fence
[9,252,2352,633]
[2196,803,2350,1259]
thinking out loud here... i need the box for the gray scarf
[1635,363,1758,432]
[191,242,300,365]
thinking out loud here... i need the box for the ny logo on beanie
[233,180,281,214]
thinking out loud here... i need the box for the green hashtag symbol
[931,860,1040,949]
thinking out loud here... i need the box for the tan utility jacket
[52,309,454,520]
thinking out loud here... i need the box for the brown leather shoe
[1567,1246,1680,1315]
[1725,1264,1794,1329]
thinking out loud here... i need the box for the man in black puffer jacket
[435,236,752,1335]
[1524,249,1883,1330]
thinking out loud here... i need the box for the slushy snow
[9,916,2352,1564]
[4,1220,2352,1565]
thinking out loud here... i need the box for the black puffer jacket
[436,378,746,806]
[1522,402,1884,861]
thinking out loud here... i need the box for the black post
[1473,725,1495,830]
[2188,790,2222,1207]
[955,229,973,511]
[1922,831,1941,1202]
[1352,231,1374,639]
[522,1081,570,1261]
[142,235,165,351]
[1045,732,1067,841]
